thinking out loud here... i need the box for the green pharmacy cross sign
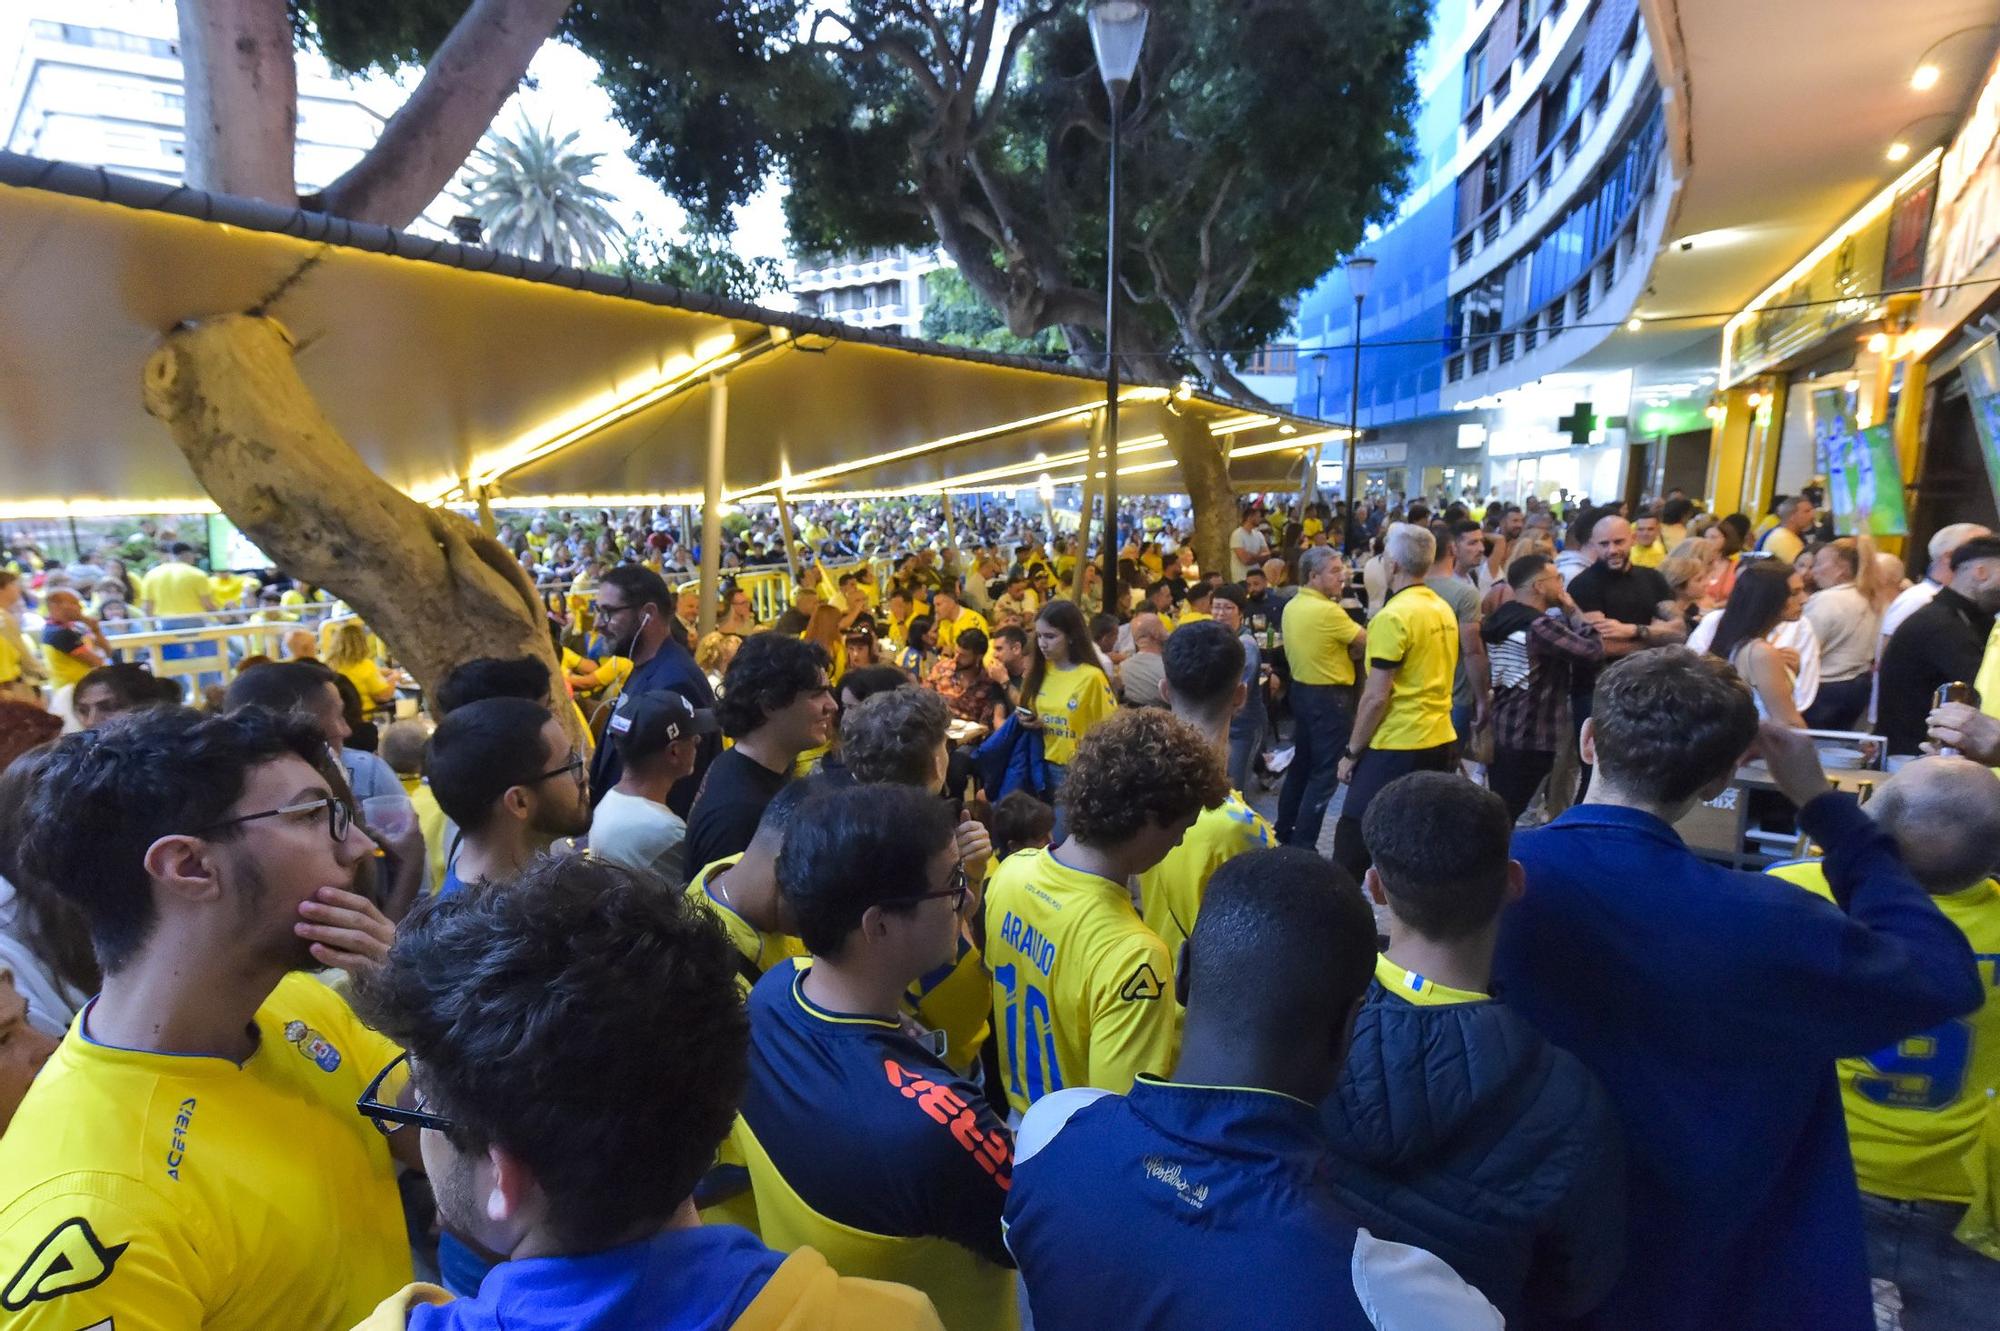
[1556,402,1631,445]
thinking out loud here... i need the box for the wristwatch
[1637,623,1652,643]
[1342,747,1361,762]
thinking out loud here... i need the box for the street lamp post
[1089,1,1149,607]
[1343,256,1377,513]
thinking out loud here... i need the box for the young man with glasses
[349,853,944,1330]
[586,564,717,815]
[0,706,412,1330]
[735,784,1014,1331]
[425,696,591,899]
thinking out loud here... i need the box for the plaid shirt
[1489,608,1603,754]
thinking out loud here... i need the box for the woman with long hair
[802,605,848,682]
[1018,599,1117,787]
[1706,560,1808,727]
[1800,536,1882,729]
[321,618,399,708]
[1659,538,1720,636]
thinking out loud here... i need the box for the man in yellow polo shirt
[1333,522,1460,878]
[1277,545,1365,849]
[144,542,223,687]
[931,588,990,655]
[984,709,1227,1116]
[0,705,413,1330]
[1767,756,2000,1329]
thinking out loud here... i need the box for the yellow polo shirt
[935,607,991,655]
[1138,792,1274,971]
[1282,586,1363,686]
[1365,584,1460,751]
[145,560,213,616]
[1631,541,1668,569]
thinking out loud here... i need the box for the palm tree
[460,119,623,267]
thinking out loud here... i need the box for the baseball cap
[607,689,719,750]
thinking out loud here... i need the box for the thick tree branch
[973,4,1061,141]
[179,0,297,204]
[309,0,571,227]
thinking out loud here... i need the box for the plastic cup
[361,794,417,839]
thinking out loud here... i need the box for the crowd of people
[0,479,1997,1331]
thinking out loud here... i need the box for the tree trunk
[141,314,575,740]
[1162,410,1235,578]
[306,0,574,227]
[178,0,298,204]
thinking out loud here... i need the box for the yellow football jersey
[935,608,991,656]
[1365,584,1460,751]
[1771,861,2000,1203]
[1023,663,1116,766]
[0,973,411,1330]
[1137,792,1273,973]
[687,856,808,994]
[1374,954,1490,1007]
[984,848,1178,1116]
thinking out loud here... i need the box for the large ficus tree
[566,0,1429,564]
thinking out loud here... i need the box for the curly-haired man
[982,707,1227,1118]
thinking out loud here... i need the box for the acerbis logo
[1119,962,1164,1002]
[166,1097,196,1181]
[1,1217,128,1310]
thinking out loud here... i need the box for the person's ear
[1697,768,1735,801]
[1363,866,1388,907]
[1233,680,1248,712]
[1159,680,1176,708]
[502,785,533,822]
[1505,860,1526,904]
[1579,717,1598,767]
[144,834,223,905]
[486,1143,540,1227]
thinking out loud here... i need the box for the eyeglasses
[596,599,637,619]
[357,1051,458,1136]
[884,861,970,914]
[201,794,352,842]
[534,752,588,788]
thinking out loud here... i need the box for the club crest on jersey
[283,1020,342,1073]
[1066,695,1079,711]
[1,1217,127,1310]
[1119,962,1164,1002]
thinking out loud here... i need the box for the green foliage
[920,268,1065,356]
[603,223,786,304]
[290,0,465,75]
[462,117,624,267]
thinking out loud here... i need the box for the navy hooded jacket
[1320,980,1625,1326]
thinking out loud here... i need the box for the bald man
[1117,612,1169,708]
[1769,757,2000,1331]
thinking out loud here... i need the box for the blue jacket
[1493,794,1982,1331]
[971,713,1051,802]
[1320,983,1624,1326]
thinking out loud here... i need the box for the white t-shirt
[1230,527,1270,582]
[588,789,690,890]
[1879,579,1940,646]
[0,875,88,1038]
[1688,610,1821,711]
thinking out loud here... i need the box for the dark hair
[1506,553,1552,592]
[432,656,553,716]
[1719,513,1752,547]
[1022,599,1104,706]
[0,700,62,773]
[1162,620,1245,715]
[777,785,957,958]
[841,665,911,702]
[1090,613,1119,642]
[840,687,949,788]
[992,624,1027,652]
[1590,648,1757,804]
[426,697,559,832]
[992,790,1055,858]
[1706,560,1795,662]
[746,773,818,852]
[1061,709,1227,845]
[1145,578,1174,601]
[1186,848,1375,1033]
[1565,507,1602,550]
[1661,497,1695,525]
[170,542,195,556]
[224,659,337,719]
[0,744,101,995]
[353,855,746,1249]
[955,626,990,659]
[1949,535,2000,571]
[600,563,674,615]
[716,633,829,739]
[1363,773,1512,940]
[74,663,181,718]
[14,706,335,974]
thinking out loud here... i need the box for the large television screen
[1808,387,1908,538]
[1960,338,2000,513]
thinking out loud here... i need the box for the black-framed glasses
[201,794,351,842]
[358,1051,457,1136]
[534,752,588,788]
[884,861,970,914]
[595,599,638,619]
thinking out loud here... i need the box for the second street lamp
[1089,0,1149,606]
[1343,255,1377,513]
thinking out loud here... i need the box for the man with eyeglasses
[586,565,717,816]
[425,696,591,900]
[735,784,1014,1331]
[0,706,413,1330]
[348,853,943,1330]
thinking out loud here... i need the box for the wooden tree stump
[142,313,574,738]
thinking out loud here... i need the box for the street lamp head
[1344,255,1379,302]
[1089,1,1151,96]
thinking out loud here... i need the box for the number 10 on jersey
[995,963,1062,1102]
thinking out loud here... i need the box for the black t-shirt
[1568,562,1671,626]
[683,748,791,874]
[1877,587,1996,755]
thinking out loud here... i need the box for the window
[1463,39,1489,111]
[1481,151,1509,211]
